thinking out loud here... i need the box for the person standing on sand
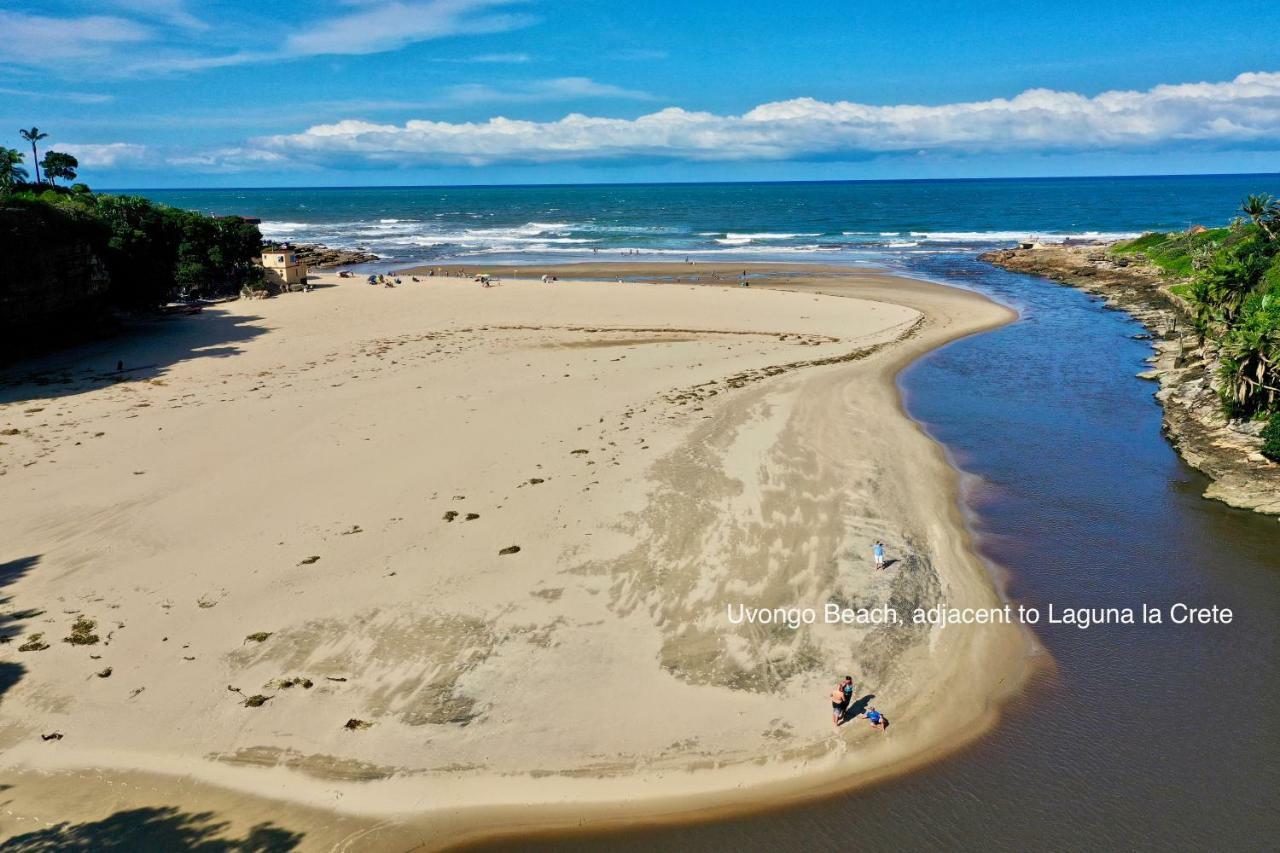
[831,682,849,726]
[873,540,886,570]
[841,675,855,709]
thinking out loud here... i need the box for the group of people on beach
[825,541,894,729]
[830,676,887,730]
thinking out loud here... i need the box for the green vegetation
[2,189,263,306]
[18,127,48,184]
[0,147,28,192]
[40,150,78,185]
[2,127,264,340]
[1113,195,1280,421]
[1112,226,1233,278]
[1262,414,1280,462]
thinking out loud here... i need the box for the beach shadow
[0,663,23,703]
[1,806,304,851]
[1,555,43,700]
[0,308,268,408]
[882,558,899,570]
[839,693,875,725]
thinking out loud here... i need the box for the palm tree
[1240,194,1278,242]
[19,127,48,184]
[1218,295,1280,415]
[1200,247,1269,325]
[0,147,28,193]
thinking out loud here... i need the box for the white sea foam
[908,230,1141,243]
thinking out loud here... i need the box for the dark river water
[456,256,1280,851]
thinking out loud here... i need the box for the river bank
[981,243,1280,516]
[0,263,1031,849]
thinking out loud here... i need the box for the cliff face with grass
[983,220,1280,517]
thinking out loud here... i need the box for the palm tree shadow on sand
[0,308,268,408]
[1,806,304,852]
[0,554,42,701]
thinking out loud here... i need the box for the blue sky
[2,0,1279,187]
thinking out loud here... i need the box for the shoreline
[981,245,1280,516]
[0,262,1033,849]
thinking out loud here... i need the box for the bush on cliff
[1,188,263,354]
[1262,414,1280,462]
[1117,204,1279,422]
[3,188,263,308]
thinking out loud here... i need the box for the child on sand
[873,541,885,570]
[864,707,887,730]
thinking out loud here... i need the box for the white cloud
[236,71,1280,169]
[438,51,532,63]
[54,143,150,168]
[0,87,114,105]
[282,0,535,58]
[0,12,150,64]
[166,147,289,170]
[440,77,653,105]
[110,0,208,31]
[4,1,535,75]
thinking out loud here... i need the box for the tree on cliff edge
[0,148,28,193]
[41,151,78,185]
[19,127,48,184]
[1241,194,1279,242]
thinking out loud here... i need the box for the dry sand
[0,263,1031,850]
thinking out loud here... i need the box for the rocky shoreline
[982,243,1280,517]
[265,242,380,268]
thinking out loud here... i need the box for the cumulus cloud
[54,143,151,168]
[238,72,1280,169]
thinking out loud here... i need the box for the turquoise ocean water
[134,174,1279,269]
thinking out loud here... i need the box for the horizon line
[100,171,1280,194]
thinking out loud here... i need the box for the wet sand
[0,263,1029,849]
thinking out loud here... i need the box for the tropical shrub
[1116,197,1280,421]
[1262,413,1280,462]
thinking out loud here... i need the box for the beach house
[261,246,308,291]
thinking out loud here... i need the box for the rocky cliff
[983,243,1280,517]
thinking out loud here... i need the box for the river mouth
[455,254,1280,851]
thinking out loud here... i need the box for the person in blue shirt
[864,707,887,731]
[873,541,886,570]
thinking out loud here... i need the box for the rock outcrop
[983,243,1280,517]
[265,243,380,269]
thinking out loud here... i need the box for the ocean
[133,174,1280,269]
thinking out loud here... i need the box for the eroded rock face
[983,244,1280,517]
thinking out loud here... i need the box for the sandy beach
[0,263,1030,850]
